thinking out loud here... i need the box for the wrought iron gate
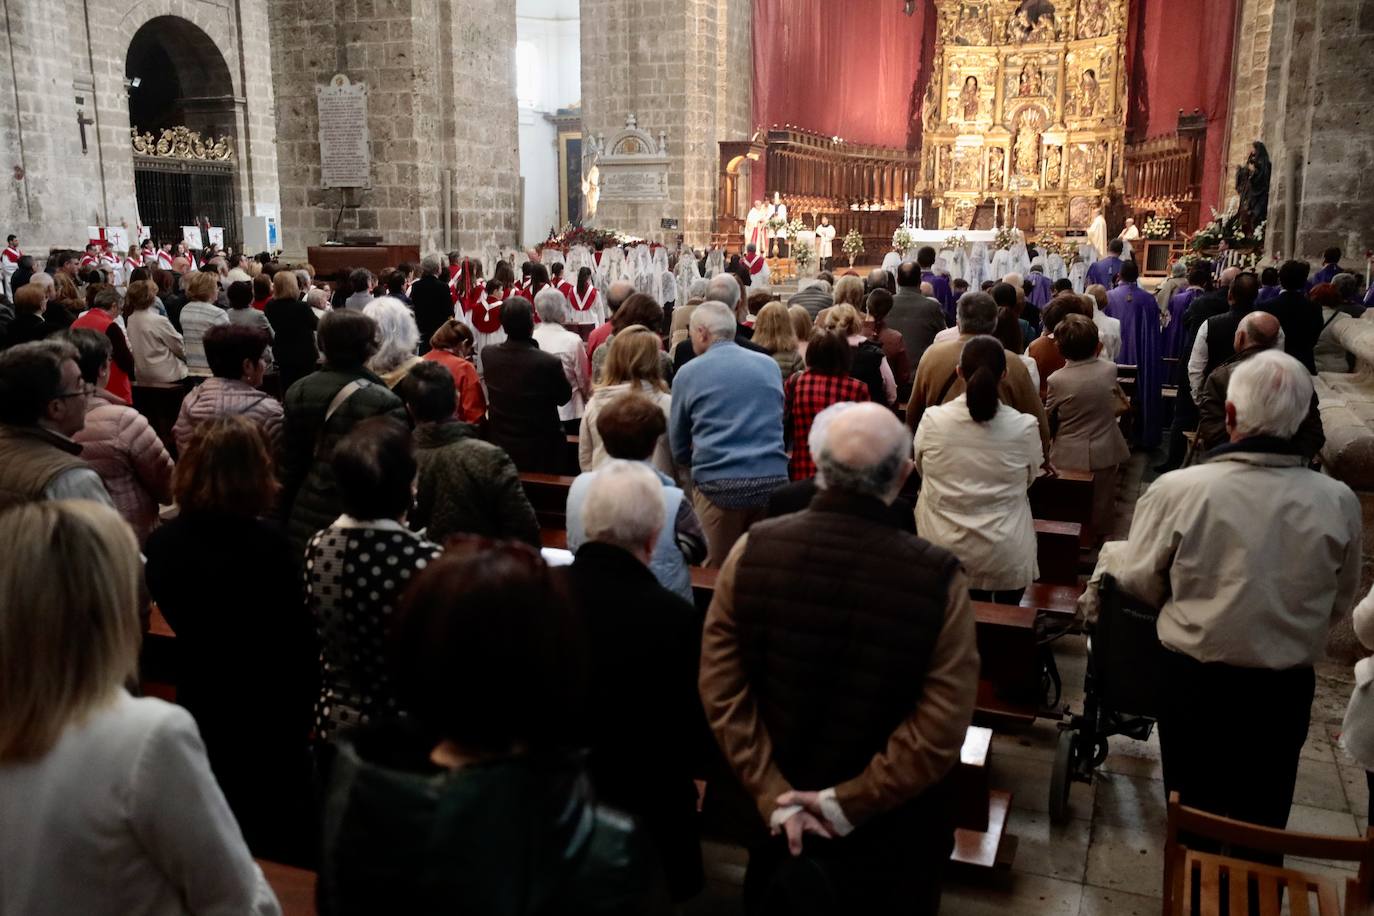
[133,155,239,252]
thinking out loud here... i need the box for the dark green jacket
[320,723,655,916]
[279,368,406,555]
[412,420,541,547]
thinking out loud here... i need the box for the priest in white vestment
[1086,209,1109,263]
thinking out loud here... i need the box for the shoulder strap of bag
[934,369,961,406]
[324,379,371,426]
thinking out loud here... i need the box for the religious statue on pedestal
[960,76,980,120]
[988,148,1006,189]
[1076,0,1109,38]
[1013,108,1043,177]
[1045,145,1063,187]
[1078,69,1100,117]
[1235,141,1271,233]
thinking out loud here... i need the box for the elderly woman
[422,318,487,424]
[915,336,1042,605]
[0,500,280,914]
[752,301,804,379]
[305,416,442,742]
[180,270,230,379]
[579,324,676,478]
[125,278,189,452]
[65,328,174,543]
[832,273,865,309]
[363,295,423,388]
[264,268,319,391]
[819,303,895,406]
[532,287,592,428]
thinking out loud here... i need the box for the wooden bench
[1034,519,1082,587]
[520,472,577,529]
[258,860,316,916]
[1030,469,1095,544]
[951,725,1014,868]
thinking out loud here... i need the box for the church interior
[2,0,1374,914]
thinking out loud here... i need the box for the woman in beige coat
[915,335,1042,605]
[1044,315,1130,539]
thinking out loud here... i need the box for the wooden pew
[1034,519,1082,586]
[258,860,316,916]
[520,472,577,529]
[1030,469,1095,544]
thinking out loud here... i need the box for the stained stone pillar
[270,0,520,256]
[580,0,752,246]
[1227,0,1374,261]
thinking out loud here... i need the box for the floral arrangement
[793,237,815,271]
[842,229,865,263]
[785,218,809,241]
[993,227,1018,251]
[892,226,915,252]
[541,224,622,251]
[1190,203,1266,253]
[1143,216,1173,240]
[766,214,788,235]
[943,234,970,253]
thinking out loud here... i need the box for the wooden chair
[1163,792,1374,915]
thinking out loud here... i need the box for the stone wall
[0,0,280,252]
[1230,0,1374,261]
[270,0,519,258]
[581,0,751,246]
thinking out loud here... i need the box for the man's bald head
[867,268,891,292]
[920,281,934,297]
[607,280,635,312]
[1217,266,1241,290]
[1236,310,1280,352]
[810,402,913,505]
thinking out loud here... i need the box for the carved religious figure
[1013,108,1043,176]
[1017,62,1034,96]
[1236,141,1271,232]
[953,147,980,189]
[1076,0,1109,38]
[1045,145,1063,187]
[1069,143,1093,186]
[1005,0,1058,42]
[988,147,1005,189]
[939,146,954,188]
[954,2,993,45]
[960,76,980,120]
[1078,69,1100,117]
[1093,141,1108,188]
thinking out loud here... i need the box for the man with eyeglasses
[0,339,111,509]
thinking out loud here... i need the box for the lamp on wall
[903,0,917,14]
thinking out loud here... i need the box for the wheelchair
[1048,574,1165,824]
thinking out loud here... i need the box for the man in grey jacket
[886,262,948,372]
[1112,350,1361,854]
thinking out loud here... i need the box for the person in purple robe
[1108,260,1164,449]
[1085,239,1126,289]
[1307,247,1347,290]
[1257,266,1282,305]
[1027,265,1054,309]
[917,246,956,325]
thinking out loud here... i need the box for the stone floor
[684,450,1369,915]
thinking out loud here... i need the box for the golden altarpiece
[921,0,1126,233]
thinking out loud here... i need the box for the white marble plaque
[599,164,669,202]
[317,76,371,189]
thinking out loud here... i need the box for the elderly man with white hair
[531,287,591,425]
[1113,349,1360,848]
[668,277,712,349]
[672,274,768,370]
[700,401,978,913]
[669,301,787,564]
[558,458,708,902]
[587,279,637,359]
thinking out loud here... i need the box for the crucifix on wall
[76,105,94,154]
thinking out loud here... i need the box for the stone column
[270,0,518,257]
[581,0,752,246]
[1228,0,1374,260]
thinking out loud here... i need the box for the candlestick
[918,199,923,229]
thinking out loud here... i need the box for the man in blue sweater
[1085,238,1126,289]
[670,301,788,566]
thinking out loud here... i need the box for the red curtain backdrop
[1126,0,1237,210]
[751,0,1238,210]
[751,0,933,151]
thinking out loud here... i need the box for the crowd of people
[0,228,1371,915]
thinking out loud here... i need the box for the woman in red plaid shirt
[784,329,870,480]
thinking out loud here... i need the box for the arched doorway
[126,17,240,250]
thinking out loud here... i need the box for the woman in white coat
[914,335,1043,605]
[1342,583,1374,824]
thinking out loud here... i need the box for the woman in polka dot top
[305,416,441,741]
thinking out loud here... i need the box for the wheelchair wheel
[1049,729,1076,824]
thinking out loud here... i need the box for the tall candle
[918,199,923,228]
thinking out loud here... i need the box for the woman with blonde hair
[832,273,865,309]
[578,324,675,477]
[363,295,423,387]
[788,304,813,359]
[819,302,895,405]
[752,301,804,379]
[0,500,280,914]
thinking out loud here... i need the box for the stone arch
[125,15,238,140]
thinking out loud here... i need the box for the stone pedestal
[269,0,519,257]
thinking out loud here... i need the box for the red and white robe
[556,278,575,303]
[567,284,607,328]
[123,255,143,280]
[2,246,21,295]
[80,254,99,270]
[156,250,174,270]
[468,290,508,364]
[448,264,463,306]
